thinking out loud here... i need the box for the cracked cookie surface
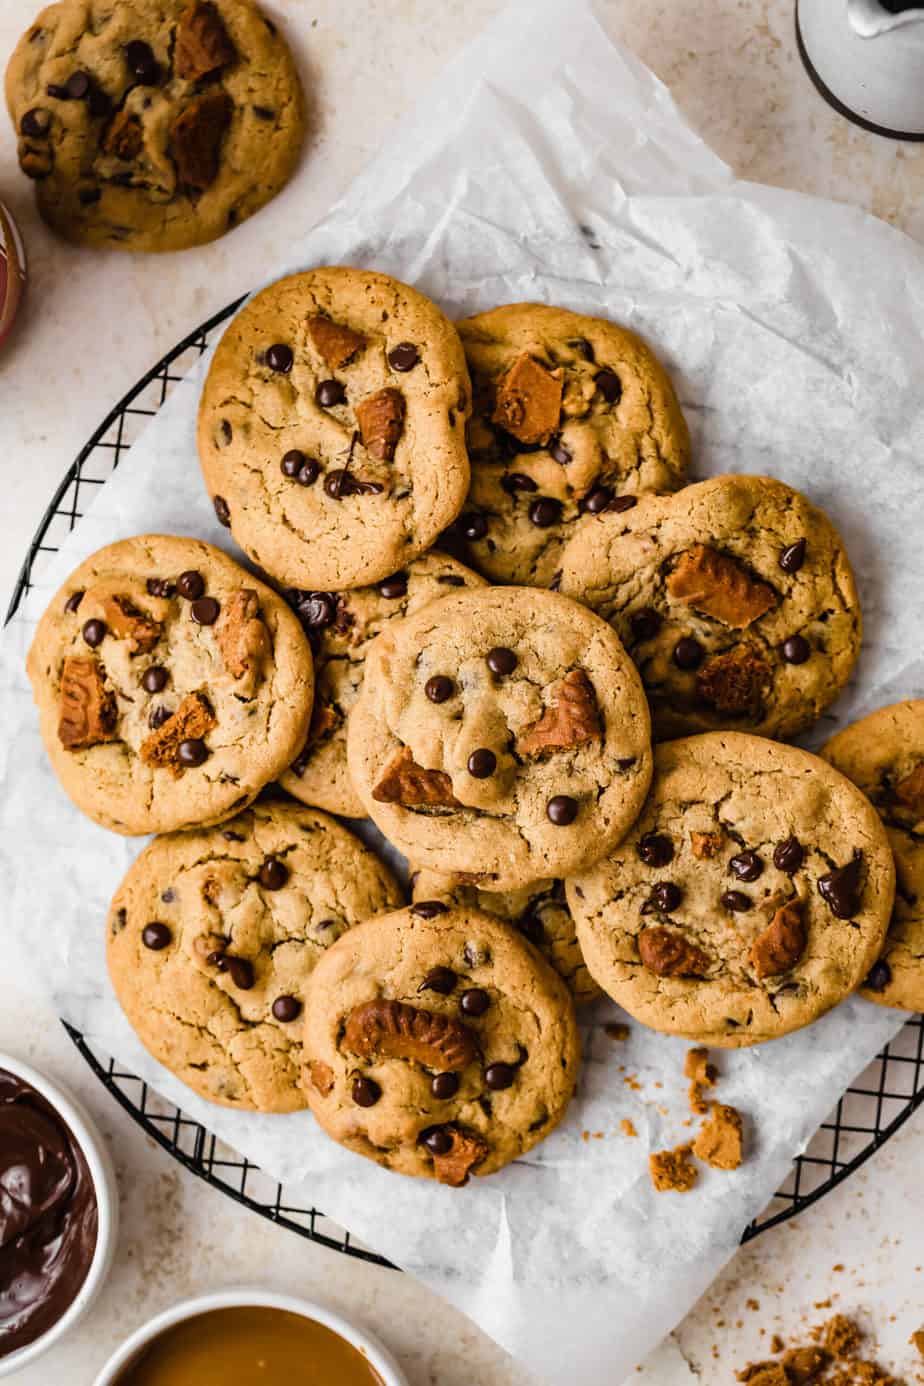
[558,474,862,741]
[410,868,600,1005]
[281,551,485,818]
[5,0,304,252]
[566,733,894,1047]
[107,799,403,1111]
[302,905,581,1182]
[444,303,689,586]
[197,267,472,590]
[28,534,312,834]
[822,701,924,1012]
[346,586,653,891]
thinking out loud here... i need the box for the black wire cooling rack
[7,300,924,1258]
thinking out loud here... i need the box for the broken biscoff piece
[697,643,773,716]
[692,1102,744,1171]
[649,1144,697,1193]
[491,352,564,446]
[58,656,118,751]
[307,314,366,369]
[666,544,778,628]
[750,899,807,979]
[517,668,601,757]
[371,745,461,808]
[355,387,405,462]
[638,925,710,978]
[343,999,479,1073]
[174,0,236,82]
[685,1046,718,1115]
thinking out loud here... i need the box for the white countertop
[2,2,924,1382]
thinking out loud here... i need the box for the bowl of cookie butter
[0,199,26,352]
[0,1054,118,1376]
[93,1289,410,1386]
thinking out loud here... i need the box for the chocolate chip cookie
[410,869,600,1005]
[107,799,402,1110]
[5,0,304,252]
[302,904,581,1183]
[197,267,472,591]
[559,474,862,740]
[27,534,312,834]
[822,701,924,1013]
[281,552,485,819]
[566,733,894,1047]
[346,586,653,891]
[443,303,690,586]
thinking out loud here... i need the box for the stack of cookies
[27,266,918,1191]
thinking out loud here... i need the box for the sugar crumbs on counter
[736,1315,906,1385]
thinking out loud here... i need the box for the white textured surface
[2,2,924,1384]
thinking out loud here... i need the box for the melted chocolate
[0,1068,98,1358]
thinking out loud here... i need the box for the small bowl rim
[0,1051,118,1378]
[91,1288,411,1386]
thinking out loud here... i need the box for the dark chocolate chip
[21,108,50,137]
[272,995,302,1022]
[141,666,168,694]
[425,675,455,703]
[608,495,637,513]
[460,988,490,1017]
[528,497,563,528]
[191,596,220,626]
[818,850,864,919]
[774,837,804,874]
[213,496,231,527]
[468,748,497,779]
[259,857,288,890]
[547,795,578,826]
[729,850,764,883]
[281,449,305,477]
[519,913,545,945]
[82,619,106,647]
[581,486,613,515]
[637,833,674,867]
[266,343,293,373]
[323,469,383,499]
[431,1072,459,1100]
[65,590,84,613]
[484,1062,516,1091]
[149,705,171,730]
[781,635,811,665]
[65,71,91,100]
[142,922,171,950]
[388,342,419,372]
[352,1076,381,1108]
[177,738,208,767]
[316,378,346,407]
[631,607,662,642]
[460,512,488,541]
[673,636,704,670]
[176,570,205,600]
[421,1126,453,1156]
[411,901,449,919]
[864,959,892,993]
[486,646,517,676]
[125,39,160,84]
[779,539,807,574]
[146,578,175,599]
[46,83,69,100]
[226,956,255,990]
[219,420,232,445]
[500,473,538,495]
[420,966,457,995]
[297,460,319,486]
[289,590,337,629]
[721,890,752,912]
[160,889,174,903]
[378,573,408,599]
[643,882,683,913]
[595,369,622,403]
[549,438,572,465]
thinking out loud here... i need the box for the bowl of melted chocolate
[0,1057,118,1376]
[95,1290,410,1386]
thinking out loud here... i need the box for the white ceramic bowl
[0,1053,119,1378]
[93,1288,410,1386]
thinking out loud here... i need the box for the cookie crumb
[692,1102,744,1171]
[747,1298,761,1312]
[770,1335,785,1354]
[649,1144,697,1193]
[736,1316,905,1386]
[685,1045,718,1114]
[824,1316,860,1358]
[620,1118,637,1138]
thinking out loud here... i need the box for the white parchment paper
[2,2,923,1381]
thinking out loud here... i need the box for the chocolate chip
[431,1073,459,1100]
[460,988,490,1017]
[519,913,545,945]
[266,343,293,373]
[161,889,174,903]
[142,922,171,950]
[177,738,208,767]
[316,379,346,407]
[297,460,320,486]
[47,83,70,99]
[64,591,84,613]
[21,108,50,137]
[191,596,220,626]
[147,578,175,598]
[226,957,255,990]
[425,675,455,703]
[595,369,622,403]
[818,850,863,919]
[673,636,704,670]
[460,512,488,541]
[774,837,804,873]
[213,496,231,527]
[78,186,101,205]
[352,1076,381,1108]
[437,574,466,586]
[219,420,232,445]
[608,495,637,513]
[378,573,408,599]
[141,666,168,694]
[729,851,764,883]
[222,830,244,842]
[779,539,807,574]
[411,901,449,919]
[281,449,305,477]
[421,1126,453,1156]
[550,438,571,465]
[581,486,613,515]
[528,497,563,528]
[501,473,538,495]
[289,590,336,629]
[484,1062,516,1091]
[468,748,497,778]
[125,39,160,84]
[65,71,91,100]
[272,995,302,1022]
[781,635,811,665]
[865,959,892,993]
[323,470,383,499]
[259,857,288,890]
[176,570,205,600]
[388,342,419,371]
[420,966,457,995]
[486,646,517,676]
[82,618,106,647]
[721,890,751,912]
[547,795,578,826]
[630,608,662,642]
[149,705,171,730]
[644,882,683,913]
[637,833,674,867]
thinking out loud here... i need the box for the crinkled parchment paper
[1,2,922,1381]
